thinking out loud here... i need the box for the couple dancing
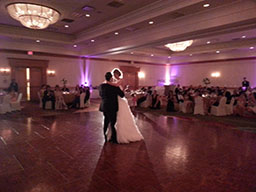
[99,68,144,144]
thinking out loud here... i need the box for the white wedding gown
[107,96,144,144]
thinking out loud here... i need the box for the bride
[106,68,144,144]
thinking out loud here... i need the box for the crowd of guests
[133,79,256,117]
[39,84,90,110]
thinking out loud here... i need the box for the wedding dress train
[107,96,144,144]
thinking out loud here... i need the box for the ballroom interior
[0,0,256,192]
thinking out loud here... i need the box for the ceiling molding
[79,0,256,56]
[0,24,75,43]
[75,0,204,43]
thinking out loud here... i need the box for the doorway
[9,58,48,101]
[119,66,139,90]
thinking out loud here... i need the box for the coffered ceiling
[0,0,256,61]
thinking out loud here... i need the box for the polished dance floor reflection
[0,109,256,192]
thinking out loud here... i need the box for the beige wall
[171,60,256,87]
[0,52,256,90]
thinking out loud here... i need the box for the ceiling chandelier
[7,3,60,29]
[165,40,193,52]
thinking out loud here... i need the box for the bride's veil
[111,68,123,80]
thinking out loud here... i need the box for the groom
[99,72,124,143]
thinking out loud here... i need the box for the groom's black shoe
[109,138,118,144]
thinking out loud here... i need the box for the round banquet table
[62,93,76,104]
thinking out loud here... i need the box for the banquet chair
[0,95,12,114]
[225,97,235,115]
[211,97,227,116]
[10,93,23,111]
[38,92,51,109]
[193,96,205,115]
[141,94,152,108]
[181,101,193,113]
[80,92,86,108]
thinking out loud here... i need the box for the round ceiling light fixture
[7,3,60,29]
[165,40,193,52]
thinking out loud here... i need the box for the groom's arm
[116,87,125,98]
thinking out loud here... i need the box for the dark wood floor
[0,102,256,192]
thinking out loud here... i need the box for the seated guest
[233,93,246,116]
[8,79,18,92]
[84,87,90,104]
[151,90,161,109]
[247,92,256,114]
[62,85,70,92]
[71,85,81,108]
[225,91,232,104]
[42,85,55,110]
[166,91,176,112]
[8,89,18,102]
[147,86,153,95]
[55,85,67,110]
[137,94,147,107]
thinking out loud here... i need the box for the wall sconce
[47,70,56,77]
[138,71,145,78]
[0,68,11,76]
[211,72,220,78]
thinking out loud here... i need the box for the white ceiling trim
[79,0,256,56]
[75,0,205,43]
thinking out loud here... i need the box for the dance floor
[0,105,256,192]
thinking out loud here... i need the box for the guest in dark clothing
[225,91,232,104]
[151,90,160,109]
[166,91,176,112]
[72,86,81,108]
[61,85,70,92]
[137,95,147,107]
[242,77,250,90]
[84,87,90,104]
[42,85,55,110]
[8,79,18,92]
[147,86,153,95]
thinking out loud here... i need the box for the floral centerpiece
[61,78,67,85]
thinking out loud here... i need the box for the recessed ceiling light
[216,50,220,54]
[151,54,154,56]
[73,44,77,48]
[114,32,119,35]
[91,39,95,42]
[64,25,69,28]
[190,54,193,56]
[131,52,134,54]
[168,56,171,58]
[149,21,154,25]
[250,47,254,49]
[36,40,40,43]
[203,4,210,7]
[242,36,246,38]
[207,41,211,44]
[85,14,90,17]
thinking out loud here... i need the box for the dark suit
[99,83,124,142]
[242,80,250,88]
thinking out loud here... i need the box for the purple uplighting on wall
[165,65,171,85]
[85,59,91,86]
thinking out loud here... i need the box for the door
[120,66,139,90]
[30,68,43,101]
[123,72,136,90]
[14,67,27,100]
